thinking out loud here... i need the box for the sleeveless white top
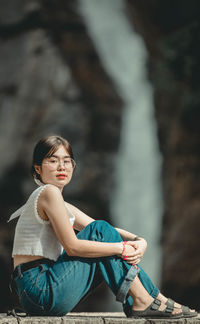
[8,184,75,261]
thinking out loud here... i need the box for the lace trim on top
[34,184,50,225]
[8,184,76,226]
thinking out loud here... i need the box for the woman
[8,135,196,318]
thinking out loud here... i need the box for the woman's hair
[31,135,75,183]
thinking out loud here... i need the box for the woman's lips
[57,174,66,179]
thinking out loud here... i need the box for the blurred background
[1,0,200,313]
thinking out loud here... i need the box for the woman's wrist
[117,241,127,255]
[116,242,123,255]
[121,241,127,255]
[133,236,144,241]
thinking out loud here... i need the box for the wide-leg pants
[14,220,159,316]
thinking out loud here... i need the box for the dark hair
[31,135,75,182]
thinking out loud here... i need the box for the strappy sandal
[166,298,198,318]
[129,298,183,319]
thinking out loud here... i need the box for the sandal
[166,298,198,318]
[129,298,183,319]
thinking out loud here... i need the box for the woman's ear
[34,165,41,175]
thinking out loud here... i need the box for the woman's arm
[115,227,147,247]
[66,204,145,244]
[64,202,147,264]
[39,185,135,259]
[115,227,139,241]
[65,202,95,231]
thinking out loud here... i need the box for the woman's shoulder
[8,185,61,222]
[37,184,63,205]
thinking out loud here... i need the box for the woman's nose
[57,161,66,170]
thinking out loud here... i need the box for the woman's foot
[128,276,182,316]
[130,298,183,319]
[157,293,181,308]
[132,295,182,316]
[157,293,197,316]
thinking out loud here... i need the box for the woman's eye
[50,159,57,163]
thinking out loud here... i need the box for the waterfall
[78,0,163,301]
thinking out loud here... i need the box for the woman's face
[35,145,75,191]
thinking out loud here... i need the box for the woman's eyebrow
[51,154,71,158]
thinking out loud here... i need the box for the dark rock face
[126,0,200,308]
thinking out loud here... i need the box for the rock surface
[1,313,200,324]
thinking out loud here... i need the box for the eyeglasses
[43,157,76,170]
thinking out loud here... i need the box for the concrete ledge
[1,312,200,324]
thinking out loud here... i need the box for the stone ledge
[1,312,200,324]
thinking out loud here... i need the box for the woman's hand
[121,239,147,265]
[120,243,137,261]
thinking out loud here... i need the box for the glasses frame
[42,157,76,170]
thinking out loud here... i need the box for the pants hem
[116,265,140,304]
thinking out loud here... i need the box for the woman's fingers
[127,241,138,249]
[131,251,141,258]
[125,258,141,265]
[126,251,141,259]
[120,251,141,264]
[124,254,141,262]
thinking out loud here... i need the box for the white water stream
[79,0,163,309]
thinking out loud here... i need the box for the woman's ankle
[132,295,154,310]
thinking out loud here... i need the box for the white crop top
[8,184,75,261]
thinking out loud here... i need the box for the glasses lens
[44,158,76,170]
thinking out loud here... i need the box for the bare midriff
[13,255,46,269]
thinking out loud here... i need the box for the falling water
[78,0,163,304]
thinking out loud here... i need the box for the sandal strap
[166,298,175,308]
[129,298,183,319]
[165,306,173,314]
[166,298,195,315]
[152,299,173,314]
[182,305,190,312]
[151,299,161,311]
